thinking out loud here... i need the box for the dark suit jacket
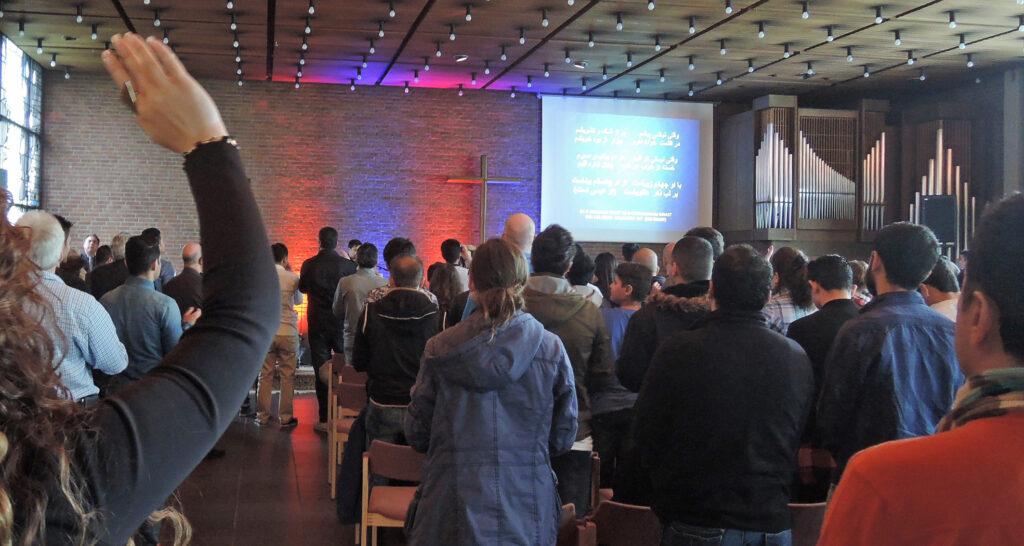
[787,298,861,443]
[163,267,203,315]
[299,249,356,334]
[88,260,129,300]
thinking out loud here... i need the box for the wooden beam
[265,0,276,81]
[109,0,137,34]
[376,0,437,86]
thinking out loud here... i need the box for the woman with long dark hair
[593,252,618,305]
[428,262,463,328]
[0,33,278,544]
[404,238,578,545]
[764,246,816,334]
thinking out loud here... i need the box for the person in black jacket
[634,244,815,545]
[617,236,712,392]
[299,226,357,430]
[786,254,860,501]
[353,253,439,445]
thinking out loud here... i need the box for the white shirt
[931,296,959,322]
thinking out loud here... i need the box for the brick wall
[41,71,542,275]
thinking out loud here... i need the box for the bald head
[389,253,424,288]
[502,213,536,253]
[633,247,658,276]
[182,243,202,272]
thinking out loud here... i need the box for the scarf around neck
[937,367,1024,432]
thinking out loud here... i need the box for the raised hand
[101,33,229,154]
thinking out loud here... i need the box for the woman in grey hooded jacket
[404,238,579,545]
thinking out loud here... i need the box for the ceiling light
[378,21,385,38]
[826,26,834,42]
[236,64,243,75]
[949,12,957,29]
[688,17,697,34]
[660,68,666,82]
[233,32,239,48]
[747,59,754,73]
[235,49,242,62]
[966,54,974,68]
[863,65,871,77]
[296,66,302,77]
[573,60,588,69]
[636,80,641,93]
[959,34,966,50]
[720,40,727,55]
[64,67,70,79]
[565,49,572,63]
[153,9,160,27]
[308,0,315,15]
[783,43,791,58]
[725,0,733,15]
[510,86,516,98]
[1019,15,1024,32]
[448,24,455,41]
[389,2,396,18]
[299,54,305,65]
[424,57,430,70]
[436,42,443,57]
[616,13,623,31]
[846,46,853,62]
[919,69,926,81]
[50,53,57,67]
[294,77,300,89]
[602,65,607,79]
[648,1,655,10]
[91,24,98,40]
[806,61,815,75]
[654,35,662,51]
[758,22,765,38]
[527,75,533,88]
[465,6,472,21]
[369,39,375,54]
[894,30,902,46]
[458,84,464,96]
[350,79,356,91]
[454,54,469,62]
[231,13,238,30]
[226,0,233,9]
[715,72,723,85]
[874,6,883,24]
[626,52,633,67]
[522,28,528,45]
[568,0,574,5]
[76,5,83,23]
[588,32,594,48]
[362,55,368,67]
[907,50,915,65]
[581,77,587,91]
[405,81,410,94]
[163,28,170,44]
[688,56,695,70]
[414,69,419,82]
[37,38,43,54]
[801,2,810,19]
[688,83,695,96]
[238,77,244,87]
[500,46,507,61]
[18,20,25,36]
[542,9,549,27]
[544,63,550,77]
[471,72,477,85]
[302,36,308,50]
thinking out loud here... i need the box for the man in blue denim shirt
[818,222,962,480]
[101,236,200,393]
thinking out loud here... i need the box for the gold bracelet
[182,135,238,158]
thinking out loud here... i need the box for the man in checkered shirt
[17,211,128,404]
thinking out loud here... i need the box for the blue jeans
[661,521,792,546]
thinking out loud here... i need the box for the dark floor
[173,393,361,546]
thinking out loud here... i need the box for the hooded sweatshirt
[352,287,439,405]
[404,310,578,545]
[523,273,614,440]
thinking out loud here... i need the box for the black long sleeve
[48,141,279,544]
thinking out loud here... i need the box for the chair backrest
[338,382,368,412]
[589,500,662,546]
[331,352,346,369]
[340,365,368,385]
[789,502,827,546]
[368,440,426,482]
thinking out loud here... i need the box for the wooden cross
[447,155,520,243]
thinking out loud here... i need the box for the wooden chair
[789,502,827,546]
[326,353,346,484]
[330,382,368,499]
[585,499,662,546]
[361,440,425,546]
[557,503,598,546]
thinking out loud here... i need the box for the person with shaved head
[162,242,203,316]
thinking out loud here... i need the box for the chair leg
[354,523,361,545]
[360,524,368,546]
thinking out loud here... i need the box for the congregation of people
[6,32,1024,546]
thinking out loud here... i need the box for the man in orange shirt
[819,193,1024,545]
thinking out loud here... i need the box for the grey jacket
[405,310,578,545]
